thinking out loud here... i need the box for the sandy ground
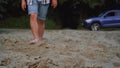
[0,29,120,68]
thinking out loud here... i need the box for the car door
[113,12,120,27]
[101,11,120,27]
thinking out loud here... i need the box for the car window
[115,12,120,16]
[106,12,115,17]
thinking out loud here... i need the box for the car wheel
[91,23,101,31]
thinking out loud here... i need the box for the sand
[0,29,120,68]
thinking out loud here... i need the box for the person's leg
[37,19,45,41]
[27,0,40,44]
[29,13,40,44]
[37,3,49,41]
[30,13,39,40]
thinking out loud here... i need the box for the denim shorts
[27,0,49,20]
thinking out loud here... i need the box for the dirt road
[0,29,120,68]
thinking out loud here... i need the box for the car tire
[91,23,101,31]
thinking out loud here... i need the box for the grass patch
[0,16,59,29]
[0,16,119,30]
[0,16,30,29]
[45,18,60,29]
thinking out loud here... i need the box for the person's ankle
[39,38,43,41]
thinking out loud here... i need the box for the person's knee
[38,19,45,25]
[38,18,44,22]
[30,13,37,19]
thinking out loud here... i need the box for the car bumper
[82,21,91,28]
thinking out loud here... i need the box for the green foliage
[82,0,104,8]
[0,0,8,18]
[45,18,60,29]
[0,16,58,29]
[58,0,67,5]
[59,0,105,8]
[0,0,21,19]
[0,16,29,29]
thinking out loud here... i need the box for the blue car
[83,10,120,31]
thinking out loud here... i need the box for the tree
[0,0,22,19]
[0,0,7,19]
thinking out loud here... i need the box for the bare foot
[29,39,40,45]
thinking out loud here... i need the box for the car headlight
[85,19,92,23]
